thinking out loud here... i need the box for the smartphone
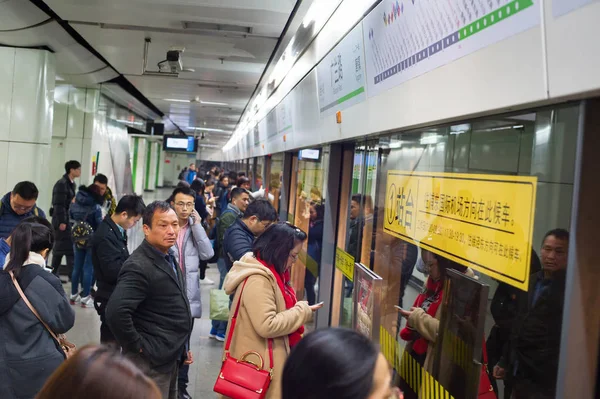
[395,305,407,313]
[316,301,325,307]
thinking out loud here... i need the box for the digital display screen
[163,136,197,152]
[298,148,320,161]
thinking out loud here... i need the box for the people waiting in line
[0,181,46,240]
[0,216,52,268]
[493,229,569,399]
[209,187,251,341]
[91,195,146,345]
[0,222,75,398]
[396,250,475,398]
[50,160,80,279]
[36,345,162,399]
[220,222,323,399]
[189,179,209,223]
[69,184,104,308]
[222,198,278,272]
[282,328,403,399]
[106,201,193,399]
[170,186,214,399]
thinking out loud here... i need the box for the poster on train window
[383,171,537,291]
[316,24,366,116]
[363,0,541,98]
[353,263,383,343]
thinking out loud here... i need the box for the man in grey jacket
[170,186,214,399]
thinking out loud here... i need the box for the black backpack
[71,209,94,248]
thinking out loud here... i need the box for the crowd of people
[0,160,569,399]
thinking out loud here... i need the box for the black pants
[487,326,513,399]
[94,298,117,345]
[511,378,555,399]
[177,320,195,393]
[304,270,317,305]
[51,253,73,278]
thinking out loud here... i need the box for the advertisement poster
[316,24,366,116]
[383,170,537,291]
[363,0,541,97]
[353,263,383,342]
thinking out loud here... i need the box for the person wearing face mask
[396,249,474,398]
[0,222,75,398]
[219,222,323,399]
[282,328,403,399]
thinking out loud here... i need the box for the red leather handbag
[214,279,274,399]
[479,339,498,399]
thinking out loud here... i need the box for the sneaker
[200,277,214,285]
[80,295,94,308]
[215,333,226,342]
[209,327,218,339]
[69,294,81,305]
[178,388,192,399]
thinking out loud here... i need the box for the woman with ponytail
[0,222,75,399]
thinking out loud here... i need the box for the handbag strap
[224,278,274,371]
[9,271,61,345]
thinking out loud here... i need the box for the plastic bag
[210,289,231,321]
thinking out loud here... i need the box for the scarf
[257,256,305,348]
[399,277,444,355]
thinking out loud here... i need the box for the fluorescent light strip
[200,101,228,106]
[116,119,144,126]
[164,98,191,103]
[191,127,229,132]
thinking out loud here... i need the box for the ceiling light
[200,101,228,106]
[164,98,190,103]
[192,127,227,132]
[116,119,144,126]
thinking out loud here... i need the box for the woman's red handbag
[214,279,274,399]
[479,339,497,399]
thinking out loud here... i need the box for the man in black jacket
[106,201,193,399]
[91,195,145,344]
[50,160,80,278]
[222,199,278,271]
[493,229,569,399]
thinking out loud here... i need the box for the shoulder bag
[214,279,273,399]
[9,271,76,359]
[479,338,497,399]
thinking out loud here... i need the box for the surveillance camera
[166,50,183,73]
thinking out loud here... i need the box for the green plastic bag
[210,289,230,321]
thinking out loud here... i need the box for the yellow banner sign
[384,171,537,291]
[335,247,355,282]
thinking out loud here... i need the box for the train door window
[255,157,265,191]
[370,105,579,399]
[287,147,329,331]
[268,153,284,213]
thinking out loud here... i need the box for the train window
[365,105,580,398]
[267,153,284,213]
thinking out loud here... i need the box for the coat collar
[140,240,184,289]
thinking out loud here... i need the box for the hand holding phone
[395,305,412,319]
[309,302,324,312]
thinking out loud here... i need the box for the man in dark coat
[50,160,80,278]
[91,194,145,344]
[106,201,193,399]
[0,181,46,240]
[494,229,569,399]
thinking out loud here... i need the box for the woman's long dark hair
[5,222,54,277]
[282,328,379,399]
[253,223,307,275]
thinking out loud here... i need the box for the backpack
[208,208,235,257]
[178,169,186,180]
[71,209,94,249]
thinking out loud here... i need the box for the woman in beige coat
[219,223,323,399]
[396,250,475,398]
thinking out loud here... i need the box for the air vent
[182,21,253,35]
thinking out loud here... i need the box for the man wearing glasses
[0,181,46,240]
[170,186,214,399]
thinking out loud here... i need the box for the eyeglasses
[12,203,34,212]
[175,202,195,209]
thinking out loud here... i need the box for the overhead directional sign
[383,171,537,291]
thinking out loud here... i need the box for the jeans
[72,246,93,297]
[211,258,228,335]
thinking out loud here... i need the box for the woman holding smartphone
[220,223,323,399]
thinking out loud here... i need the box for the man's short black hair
[171,186,196,201]
[243,199,278,221]
[115,195,146,217]
[143,201,172,227]
[94,174,108,185]
[12,181,39,201]
[230,187,249,202]
[64,160,81,175]
[542,228,570,246]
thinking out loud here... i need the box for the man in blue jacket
[185,163,197,185]
[0,181,46,240]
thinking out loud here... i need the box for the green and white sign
[316,24,366,116]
